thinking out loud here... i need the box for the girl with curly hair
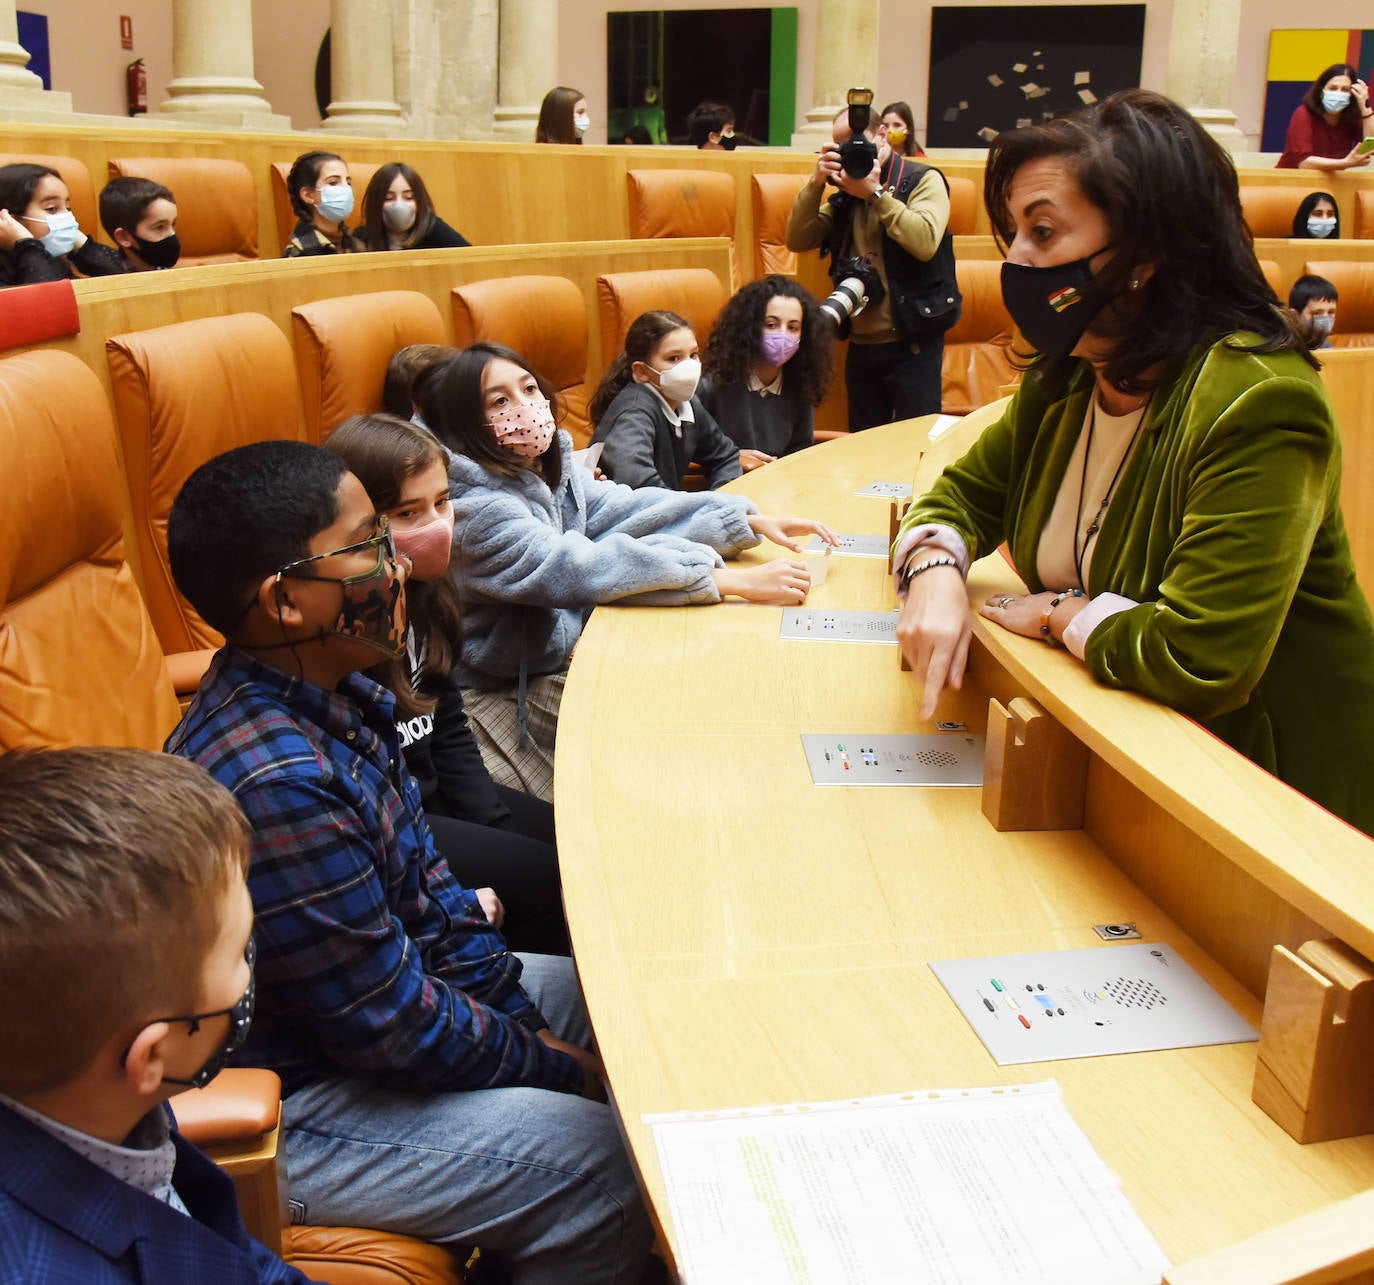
[700,276,835,466]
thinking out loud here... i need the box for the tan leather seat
[750,172,805,278]
[1304,260,1374,348]
[945,174,977,236]
[1355,191,1374,241]
[291,291,447,442]
[271,160,379,254]
[627,168,737,285]
[452,276,593,445]
[105,313,307,688]
[941,258,1019,415]
[0,348,180,751]
[1257,258,1284,299]
[0,151,100,246]
[596,267,727,375]
[107,157,259,265]
[1240,186,1308,239]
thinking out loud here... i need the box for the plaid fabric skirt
[460,673,565,804]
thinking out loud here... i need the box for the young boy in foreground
[0,746,311,1283]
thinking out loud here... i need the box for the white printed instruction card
[648,1081,1169,1285]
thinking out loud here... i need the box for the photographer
[786,98,960,429]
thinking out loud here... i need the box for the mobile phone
[1358,137,1374,156]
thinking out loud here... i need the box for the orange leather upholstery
[105,313,307,671]
[270,161,379,255]
[596,268,727,376]
[750,172,805,278]
[1356,191,1374,241]
[285,1227,469,1285]
[1305,260,1374,348]
[1257,258,1285,299]
[451,276,593,445]
[945,174,977,236]
[941,258,1019,415]
[0,279,78,350]
[172,1069,282,1146]
[291,291,447,443]
[1239,186,1307,239]
[0,152,98,244]
[0,349,180,751]
[627,168,737,285]
[107,157,259,265]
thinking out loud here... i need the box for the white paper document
[649,1081,1170,1285]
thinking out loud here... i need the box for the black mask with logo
[999,249,1110,360]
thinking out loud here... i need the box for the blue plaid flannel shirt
[166,646,582,1097]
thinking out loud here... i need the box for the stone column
[1164,0,1247,152]
[793,0,879,145]
[491,0,557,140]
[158,0,290,128]
[0,0,71,113]
[324,0,406,135]
[394,0,499,140]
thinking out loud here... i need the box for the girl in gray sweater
[414,341,837,800]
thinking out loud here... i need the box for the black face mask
[133,232,180,270]
[159,939,257,1090]
[1000,249,1109,361]
[719,134,739,150]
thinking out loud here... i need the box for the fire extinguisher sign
[120,15,133,51]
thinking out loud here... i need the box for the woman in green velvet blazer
[894,90,1374,835]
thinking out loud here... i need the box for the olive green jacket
[900,335,1374,835]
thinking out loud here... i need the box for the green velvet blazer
[902,334,1374,835]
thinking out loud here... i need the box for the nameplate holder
[1252,938,1374,1143]
[980,696,1087,832]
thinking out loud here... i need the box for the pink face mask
[489,398,556,458]
[392,511,454,581]
[760,330,801,366]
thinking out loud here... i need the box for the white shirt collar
[747,368,785,396]
[645,381,694,435]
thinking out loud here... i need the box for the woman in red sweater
[1277,62,1373,170]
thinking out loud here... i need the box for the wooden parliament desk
[556,414,1374,1282]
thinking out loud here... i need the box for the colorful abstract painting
[1263,29,1374,153]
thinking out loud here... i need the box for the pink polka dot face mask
[488,398,556,458]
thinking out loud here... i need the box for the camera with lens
[818,256,885,335]
[836,87,879,180]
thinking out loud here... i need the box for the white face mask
[573,113,591,136]
[32,208,81,256]
[650,357,701,404]
[315,182,354,223]
[1306,216,1337,238]
[1310,314,1335,340]
[383,200,416,233]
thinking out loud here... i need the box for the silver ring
[997,595,1014,608]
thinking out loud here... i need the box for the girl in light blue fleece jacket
[413,341,838,800]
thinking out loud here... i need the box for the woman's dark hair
[383,343,455,417]
[414,342,564,491]
[286,150,344,220]
[535,87,584,145]
[589,310,693,422]
[1301,63,1361,130]
[0,162,60,221]
[983,88,1315,393]
[1291,190,1340,239]
[361,162,437,252]
[324,413,463,718]
[703,277,833,407]
[880,101,922,156]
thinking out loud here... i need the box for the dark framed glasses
[275,515,397,585]
[159,937,258,1090]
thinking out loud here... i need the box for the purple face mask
[760,330,801,366]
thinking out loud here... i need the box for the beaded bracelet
[901,554,959,589]
[1039,588,1085,645]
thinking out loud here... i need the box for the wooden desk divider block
[1252,938,1374,1143]
[980,696,1088,831]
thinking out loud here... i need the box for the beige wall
[251,0,329,130]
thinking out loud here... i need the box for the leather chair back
[1257,259,1285,300]
[1240,186,1308,239]
[0,151,99,245]
[105,313,306,663]
[271,161,379,254]
[941,258,1019,415]
[1355,191,1374,241]
[1305,260,1374,348]
[945,174,978,236]
[0,349,180,750]
[107,157,259,264]
[751,173,804,279]
[627,168,737,285]
[596,268,727,376]
[291,291,447,443]
[0,279,79,350]
[452,276,593,446]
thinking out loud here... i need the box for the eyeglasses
[158,938,257,1090]
[274,515,397,585]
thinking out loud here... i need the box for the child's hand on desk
[715,559,811,605]
[538,1030,607,1101]
[747,514,841,552]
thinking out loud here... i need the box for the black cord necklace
[1073,388,1153,589]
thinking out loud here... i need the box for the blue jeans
[279,954,654,1284]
